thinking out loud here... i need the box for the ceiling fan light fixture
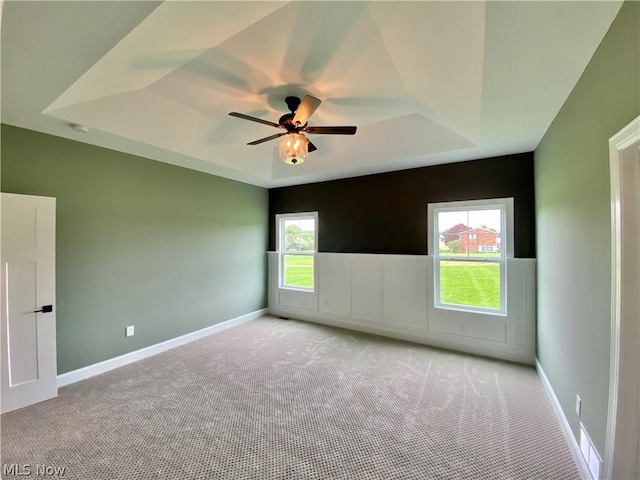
[279,133,308,165]
[229,95,356,158]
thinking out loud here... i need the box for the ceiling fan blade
[229,112,283,129]
[247,132,287,145]
[308,142,317,153]
[292,95,321,126]
[304,126,357,135]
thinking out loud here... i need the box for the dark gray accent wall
[534,1,639,454]
[269,153,535,257]
[1,124,268,374]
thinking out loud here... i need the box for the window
[276,212,317,291]
[428,198,514,315]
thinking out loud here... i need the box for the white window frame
[276,212,318,292]
[428,198,514,316]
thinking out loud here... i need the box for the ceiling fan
[229,95,357,164]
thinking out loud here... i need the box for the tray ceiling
[1,1,623,187]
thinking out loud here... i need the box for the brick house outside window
[458,227,500,254]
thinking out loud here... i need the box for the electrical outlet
[576,395,582,417]
[125,325,134,337]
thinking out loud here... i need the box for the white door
[1,193,57,414]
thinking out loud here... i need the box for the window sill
[278,286,315,294]
[435,304,507,317]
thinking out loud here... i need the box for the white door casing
[605,116,640,480]
[1,193,57,414]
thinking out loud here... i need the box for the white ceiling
[1,1,623,188]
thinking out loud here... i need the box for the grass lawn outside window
[282,256,501,309]
[283,255,314,289]
[439,261,500,310]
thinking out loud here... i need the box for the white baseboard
[271,307,534,365]
[57,309,267,388]
[536,359,592,479]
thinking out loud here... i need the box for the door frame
[604,115,640,479]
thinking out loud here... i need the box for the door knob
[33,305,53,313]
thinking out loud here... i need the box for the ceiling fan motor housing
[279,113,303,131]
[285,96,301,113]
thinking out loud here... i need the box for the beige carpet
[1,316,579,479]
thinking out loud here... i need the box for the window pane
[439,260,500,309]
[284,219,315,253]
[438,209,502,258]
[284,255,314,289]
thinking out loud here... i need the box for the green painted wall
[535,1,639,454]
[1,124,268,374]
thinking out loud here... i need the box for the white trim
[271,305,535,365]
[275,211,318,253]
[57,308,267,388]
[268,253,536,365]
[536,359,592,480]
[275,211,318,292]
[605,115,640,480]
[427,198,513,316]
[427,197,514,257]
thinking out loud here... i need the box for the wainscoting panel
[268,252,536,364]
[318,253,351,316]
[382,255,428,330]
[279,290,317,311]
[509,259,536,348]
[434,315,507,343]
[350,256,384,322]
